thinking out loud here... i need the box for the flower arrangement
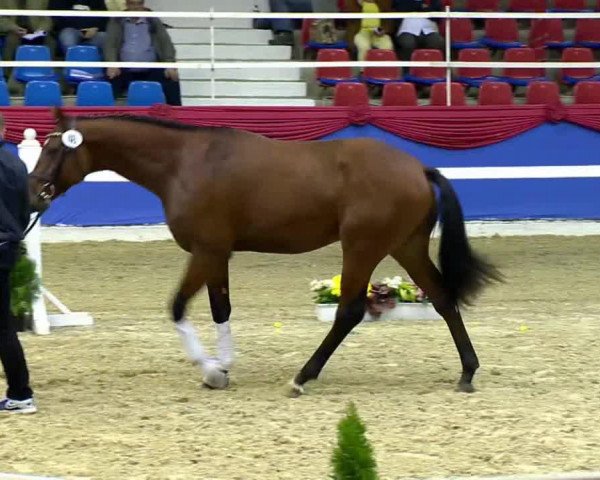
[310,274,427,308]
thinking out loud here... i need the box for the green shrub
[331,402,378,480]
[10,242,41,319]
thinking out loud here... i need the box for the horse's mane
[74,113,229,133]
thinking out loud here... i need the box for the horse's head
[29,108,91,213]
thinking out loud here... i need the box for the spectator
[392,0,444,65]
[105,0,124,8]
[345,0,394,62]
[0,0,53,62]
[268,0,338,46]
[0,114,37,415]
[103,0,182,106]
[48,0,108,55]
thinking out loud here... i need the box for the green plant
[331,402,378,480]
[10,243,41,318]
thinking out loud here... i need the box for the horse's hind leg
[392,232,480,393]
[288,241,385,397]
[172,250,231,389]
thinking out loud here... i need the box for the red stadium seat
[465,0,499,10]
[573,80,600,103]
[404,49,445,85]
[429,82,467,106]
[302,19,348,54]
[438,18,481,49]
[526,81,561,104]
[333,82,370,106]
[528,19,574,52]
[315,49,358,87]
[456,48,495,87]
[559,47,598,85]
[550,0,588,11]
[478,81,514,105]
[363,49,401,85]
[574,19,600,49]
[381,82,418,106]
[502,48,546,86]
[482,19,525,49]
[508,0,547,11]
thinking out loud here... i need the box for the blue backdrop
[10,122,600,226]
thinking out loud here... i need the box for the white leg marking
[175,318,207,365]
[215,321,235,370]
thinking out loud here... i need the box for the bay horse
[28,108,501,396]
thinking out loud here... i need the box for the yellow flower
[330,274,372,297]
[331,274,342,297]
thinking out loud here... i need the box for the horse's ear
[53,107,68,129]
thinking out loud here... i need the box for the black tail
[425,168,502,306]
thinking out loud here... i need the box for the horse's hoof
[457,381,476,393]
[285,380,305,398]
[202,362,229,390]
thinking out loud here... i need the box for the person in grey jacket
[103,0,181,105]
[0,114,36,414]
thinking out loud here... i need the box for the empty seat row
[333,80,600,106]
[452,0,600,11]
[441,18,600,52]
[9,45,105,85]
[316,48,600,88]
[0,80,166,107]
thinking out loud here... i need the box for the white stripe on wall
[81,166,600,183]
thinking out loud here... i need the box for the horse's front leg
[208,278,234,372]
[172,250,232,389]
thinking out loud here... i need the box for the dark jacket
[48,0,108,32]
[0,143,30,246]
[392,0,443,11]
[104,16,176,63]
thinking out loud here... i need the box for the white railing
[2,8,600,105]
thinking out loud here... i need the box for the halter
[25,129,83,237]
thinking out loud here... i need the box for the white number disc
[62,129,84,149]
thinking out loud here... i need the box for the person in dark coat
[0,114,36,414]
[48,0,108,54]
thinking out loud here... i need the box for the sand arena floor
[1,236,599,480]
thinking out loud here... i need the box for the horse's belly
[234,220,339,254]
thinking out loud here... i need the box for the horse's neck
[86,124,180,199]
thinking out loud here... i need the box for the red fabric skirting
[2,104,600,149]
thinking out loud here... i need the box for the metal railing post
[445,5,452,106]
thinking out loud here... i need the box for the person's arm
[154,19,176,62]
[16,161,31,233]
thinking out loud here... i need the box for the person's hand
[107,67,121,79]
[81,27,99,39]
[165,68,179,81]
[12,26,27,37]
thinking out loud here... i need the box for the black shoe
[269,31,294,46]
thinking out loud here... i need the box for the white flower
[310,279,333,291]
[382,276,403,289]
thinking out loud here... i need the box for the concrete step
[182,97,316,106]
[181,80,307,97]
[165,18,254,29]
[169,28,272,45]
[176,44,291,60]
[147,0,269,12]
[180,67,302,81]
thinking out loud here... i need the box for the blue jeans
[269,0,313,33]
[58,27,106,55]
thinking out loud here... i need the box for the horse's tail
[424,167,502,306]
